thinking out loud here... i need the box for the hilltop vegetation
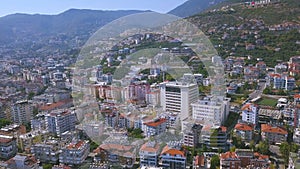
[189,0,300,66]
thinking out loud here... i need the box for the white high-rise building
[191,96,230,125]
[160,82,198,120]
[45,109,77,136]
[241,103,259,126]
[11,100,33,124]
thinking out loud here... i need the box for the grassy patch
[256,97,277,107]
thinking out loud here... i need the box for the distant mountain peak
[169,0,225,17]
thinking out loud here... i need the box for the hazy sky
[0,0,188,17]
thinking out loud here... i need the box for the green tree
[210,155,220,169]
[249,140,255,150]
[230,146,236,152]
[27,92,35,100]
[42,163,53,169]
[256,141,270,155]
[0,119,11,128]
[279,142,290,165]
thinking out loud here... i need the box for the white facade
[160,82,198,120]
[59,140,90,165]
[241,103,258,126]
[45,109,76,136]
[139,142,160,167]
[192,96,230,125]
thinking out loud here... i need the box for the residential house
[234,123,254,142]
[261,124,288,144]
[160,143,186,169]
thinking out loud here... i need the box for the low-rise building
[5,154,39,169]
[261,124,288,144]
[160,143,186,169]
[59,140,90,165]
[220,150,270,169]
[94,143,136,168]
[220,151,241,169]
[143,118,167,137]
[234,123,254,142]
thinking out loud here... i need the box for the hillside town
[0,0,299,169]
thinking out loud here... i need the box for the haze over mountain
[0,9,147,45]
[168,0,225,17]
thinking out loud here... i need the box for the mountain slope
[188,0,300,66]
[168,0,225,17]
[0,9,147,45]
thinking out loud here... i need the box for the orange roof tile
[144,118,167,127]
[294,94,300,99]
[241,103,251,111]
[254,152,269,160]
[261,124,288,135]
[234,123,254,131]
[67,140,85,150]
[220,126,227,132]
[140,142,160,153]
[220,152,239,160]
[39,99,72,111]
[161,145,185,157]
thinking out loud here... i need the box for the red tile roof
[220,126,227,132]
[161,145,185,157]
[294,94,300,99]
[144,118,166,127]
[220,152,239,160]
[39,99,72,111]
[67,140,86,150]
[234,123,254,131]
[254,152,269,160]
[140,142,160,153]
[261,124,288,135]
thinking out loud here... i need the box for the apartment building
[160,81,198,120]
[241,103,259,127]
[160,143,186,169]
[94,143,136,168]
[0,134,17,160]
[192,96,230,125]
[59,140,90,165]
[261,124,288,144]
[143,118,167,137]
[11,100,33,124]
[234,123,254,142]
[139,141,160,167]
[183,124,202,147]
[45,109,76,136]
[31,140,60,164]
[200,125,228,151]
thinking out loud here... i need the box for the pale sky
[0,0,188,17]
